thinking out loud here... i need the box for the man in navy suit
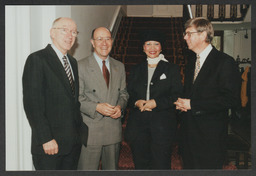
[22,17,87,170]
[175,17,241,169]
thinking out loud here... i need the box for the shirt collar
[199,44,212,59]
[51,43,67,59]
[197,44,213,69]
[93,52,109,64]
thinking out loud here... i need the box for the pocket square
[160,73,167,80]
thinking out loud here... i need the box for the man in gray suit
[77,27,129,170]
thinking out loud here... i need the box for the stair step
[111,16,187,79]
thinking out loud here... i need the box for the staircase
[110,16,186,82]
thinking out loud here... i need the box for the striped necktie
[193,54,200,82]
[62,56,75,94]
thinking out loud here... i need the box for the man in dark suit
[22,17,87,170]
[174,17,241,169]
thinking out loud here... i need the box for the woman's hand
[135,100,147,110]
[140,99,157,112]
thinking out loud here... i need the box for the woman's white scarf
[147,54,168,65]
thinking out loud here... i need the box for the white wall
[233,29,251,69]
[127,5,153,17]
[223,30,234,57]
[6,6,32,170]
[5,5,120,170]
[223,29,251,64]
[71,5,119,60]
[153,5,183,17]
[127,5,183,17]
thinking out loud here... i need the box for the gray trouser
[77,143,120,170]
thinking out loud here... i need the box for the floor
[118,116,251,170]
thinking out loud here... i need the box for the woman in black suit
[125,30,183,169]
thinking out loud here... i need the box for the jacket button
[93,89,96,92]
[150,82,153,85]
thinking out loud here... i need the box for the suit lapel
[88,55,108,98]
[68,54,79,99]
[44,45,74,97]
[151,61,166,83]
[193,47,217,86]
[109,58,117,91]
[136,62,148,99]
[141,61,149,88]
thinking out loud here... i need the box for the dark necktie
[102,60,110,88]
[193,54,200,82]
[62,56,75,94]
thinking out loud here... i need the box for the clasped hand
[174,98,191,112]
[96,103,121,119]
[136,99,156,112]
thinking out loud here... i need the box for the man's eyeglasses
[93,37,112,42]
[53,28,79,37]
[183,31,203,37]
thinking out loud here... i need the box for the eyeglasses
[93,37,112,42]
[183,31,203,37]
[53,28,79,37]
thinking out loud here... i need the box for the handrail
[182,5,191,27]
[109,6,126,41]
[187,5,193,18]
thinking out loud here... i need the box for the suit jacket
[78,54,129,145]
[182,46,241,117]
[125,60,183,142]
[180,46,241,168]
[22,44,86,155]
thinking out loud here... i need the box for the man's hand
[42,139,58,155]
[174,98,191,112]
[110,105,122,119]
[96,103,116,116]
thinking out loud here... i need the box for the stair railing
[109,6,126,42]
[185,4,250,22]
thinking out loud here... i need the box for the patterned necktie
[193,54,200,82]
[62,56,75,94]
[102,60,110,88]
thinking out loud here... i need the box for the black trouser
[129,111,175,170]
[32,143,81,170]
[180,114,227,169]
[130,131,173,170]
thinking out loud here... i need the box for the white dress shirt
[51,44,75,80]
[197,44,213,69]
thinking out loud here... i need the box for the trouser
[78,143,120,170]
[130,127,173,170]
[32,143,81,170]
